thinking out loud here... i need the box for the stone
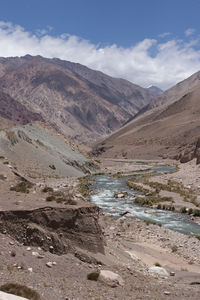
[46,262,53,268]
[164,291,171,295]
[149,266,169,276]
[32,251,39,257]
[98,270,124,287]
[170,271,175,276]
[114,192,127,198]
[144,209,156,214]
[0,291,28,300]
[28,267,33,272]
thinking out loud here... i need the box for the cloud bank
[0,21,200,90]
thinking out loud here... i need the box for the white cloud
[185,28,196,37]
[158,32,171,38]
[0,21,200,90]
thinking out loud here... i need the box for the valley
[0,55,200,300]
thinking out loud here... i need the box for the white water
[90,165,200,236]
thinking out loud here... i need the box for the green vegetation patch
[78,175,91,198]
[10,181,34,193]
[45,190,77,205]
[87,272,99,281]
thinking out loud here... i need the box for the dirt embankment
[0,205,104,255]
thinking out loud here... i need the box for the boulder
[98,270,124,287]
[114,192,127,198]
[144,209,156,214]
[148,266,169,276]
[0,292,28,300]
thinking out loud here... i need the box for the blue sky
[0,0,200,89]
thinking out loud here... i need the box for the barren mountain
[0,55,155,144]
[0,90,44,128]
[142,71,200,112]
[93,73,200,162]
[147,85,163,96]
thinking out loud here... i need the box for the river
[90,164,200,236]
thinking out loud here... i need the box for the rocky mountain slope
[141,71,200,113]
[0,90,44,128]
[93,73,200,162]
[0,123,95,178]
[0,55,156,144]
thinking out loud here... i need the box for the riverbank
[0,157,200,299]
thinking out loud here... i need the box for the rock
[28,267,33,272]
[149,266,169,276]
[170,271,175,276]
[0,291,28,300]
[164,291,171,295]
[32,251,39,257]
[98,270,124,287]
[114,192,127,198]
[46,262,53,268]
[144,209,156,214]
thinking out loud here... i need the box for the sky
[0,0,200,89]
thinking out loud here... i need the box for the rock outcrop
[0,205,104,255]
[179,137,200,165]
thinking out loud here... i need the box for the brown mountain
[93,72,200,162]
[0,55,155,144]
[140,71,200,114]
[0,90,44,129]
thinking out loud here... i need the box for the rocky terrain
[0,91,43,129]
[0,55,156,144]
[1,55,200,299]
[0,155,200,300]
[93,73,200,162]
[0,123,96,179]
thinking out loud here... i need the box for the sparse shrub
[78,176,91,197]
[10,181,34,193]
[154,262,161,267]
[157,204,161,209]
[193,209,200,217]
[46,195,56,202]
[10,250,16,257]
[171,245,178,252]
[0,283,40,300]
[87,272,99,281]
[188,208,193,215]
[42,186,54,193]
[180,206,187,213]
[49,164,56,170]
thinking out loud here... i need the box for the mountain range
[94,71,200,162]
[0,55,156,144]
